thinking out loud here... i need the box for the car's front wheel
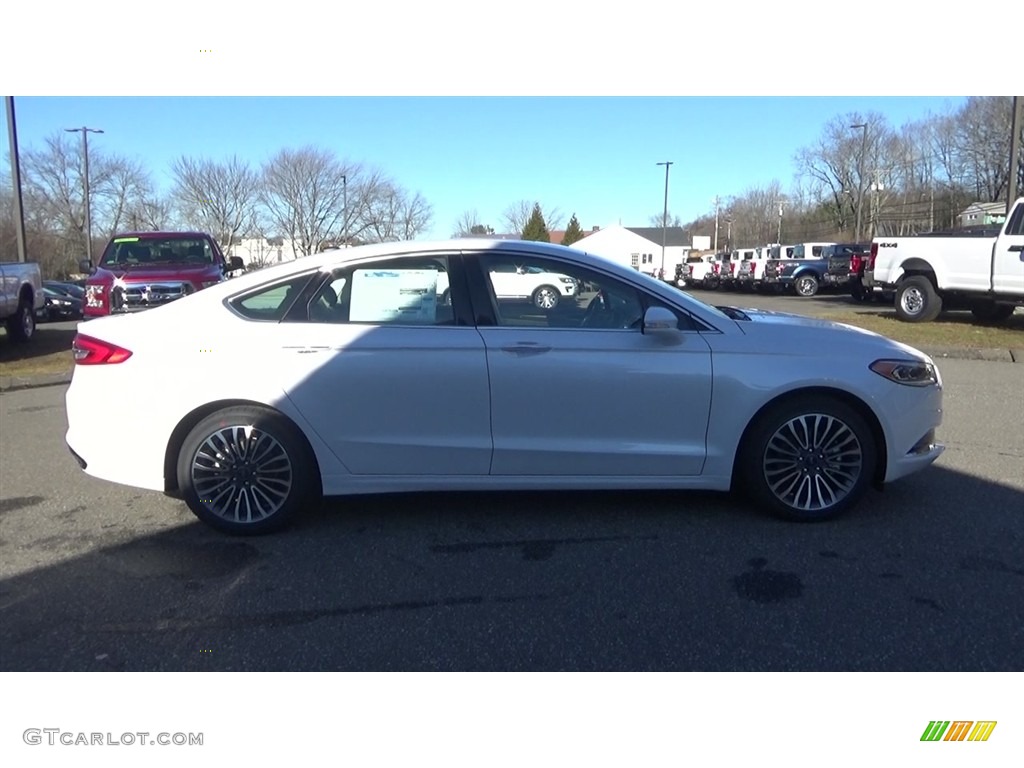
[177,406,319,535]
[738,396,877,522]
[532,285,560,310]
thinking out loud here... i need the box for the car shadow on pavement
[0,325,77,364]
[1,466,1021,671]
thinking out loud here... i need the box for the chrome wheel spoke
[191,424,293,524]
[763,412,863,512]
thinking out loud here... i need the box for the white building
[228,237,301,268]
[567,225,691,280]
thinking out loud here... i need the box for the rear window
[100,236,216,267]
[229,274,317,321]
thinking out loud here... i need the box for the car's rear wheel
[6,299,36,342]
[532,285,560,310]
[739,396,877,522]
[177,406,319,535]
[794,274,819,297]
[895,275,942,322]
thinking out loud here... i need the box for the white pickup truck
[1,261,45,342]
[866,197,1024,322]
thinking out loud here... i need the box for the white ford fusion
[65,240,944,535]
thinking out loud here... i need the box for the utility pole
[777,201,784,243]
[65,126,104,264]
[712,195,720,252]
[850,122,868,241]
[656,161,673,278]
[342,174,348,246]
[1008,96,1023,213]
[5,97,28,263]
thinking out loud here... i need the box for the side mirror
[642,306,682,341]
[228,256,244,272]
[79,259,95,275]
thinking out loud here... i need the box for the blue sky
[4,96,968,239]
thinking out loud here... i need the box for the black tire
[895,275,942,322]
[850,281,869,303]
[176,406,319,535]
[6,299,36,342]
[738,395,877,522]
[440,289,451,306]
[794,273,819,297]
[703,276,720,290]
[970,301,1015,324]
[532,285,560,310]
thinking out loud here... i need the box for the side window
[230,273,317,321]
[306,256,455,326]
[479,254,643,330]
[1006,202,1024,236]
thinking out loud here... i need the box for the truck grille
[114,282,194,312]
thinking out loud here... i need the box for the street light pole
[65,126,104,264]
[656,161,673,278]
[5,97,28,263]
[712,195,720,252]
[850,122,868,241]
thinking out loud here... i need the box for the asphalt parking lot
[1,300,1022,671]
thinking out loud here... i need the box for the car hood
[91,264,221,282]
[717,306,931,360]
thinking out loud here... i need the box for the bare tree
[21,132,154,261]
[172,155,261,254]
[452,209,493,237]
[260,147,354,256]
[362,183,433,242]
[647,212,684,227]
[502,200,562,236]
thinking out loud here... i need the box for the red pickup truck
[80,232,243,318]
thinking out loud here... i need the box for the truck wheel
[6,299,36,342]
[895,275,942,322]
[794,274,819,297]
[970,301,1015,323]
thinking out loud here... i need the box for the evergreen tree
[520,203,550,242]
[561,213,585,245]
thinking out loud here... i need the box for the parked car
[866,197,1024,322]
[65,239,945,535]
[0,261,45,342]
[822,244,872,299]
[38,285,84,322]
[436,262,578,309]
[762,255,831,296]
[44,280,86,300]
[80,231,244,318]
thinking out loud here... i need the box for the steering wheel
[581,290,610,328]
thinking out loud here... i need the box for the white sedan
[65,239,944,535]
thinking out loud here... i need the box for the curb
[0,371,73,393]
[1,345,1020,393]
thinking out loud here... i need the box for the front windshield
[99,236,215,267]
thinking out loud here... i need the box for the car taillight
[72,334,133,365]
[868,243,878,269]
[851,255,862,271]
[751,262,757,275]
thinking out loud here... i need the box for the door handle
[1009,245,1023,252]
[501,343,551,357]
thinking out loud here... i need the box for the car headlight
[870,359,939,387]
[85,285,105,308]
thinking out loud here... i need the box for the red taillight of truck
[868,242,878,270]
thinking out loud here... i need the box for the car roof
[110,231,213,239]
